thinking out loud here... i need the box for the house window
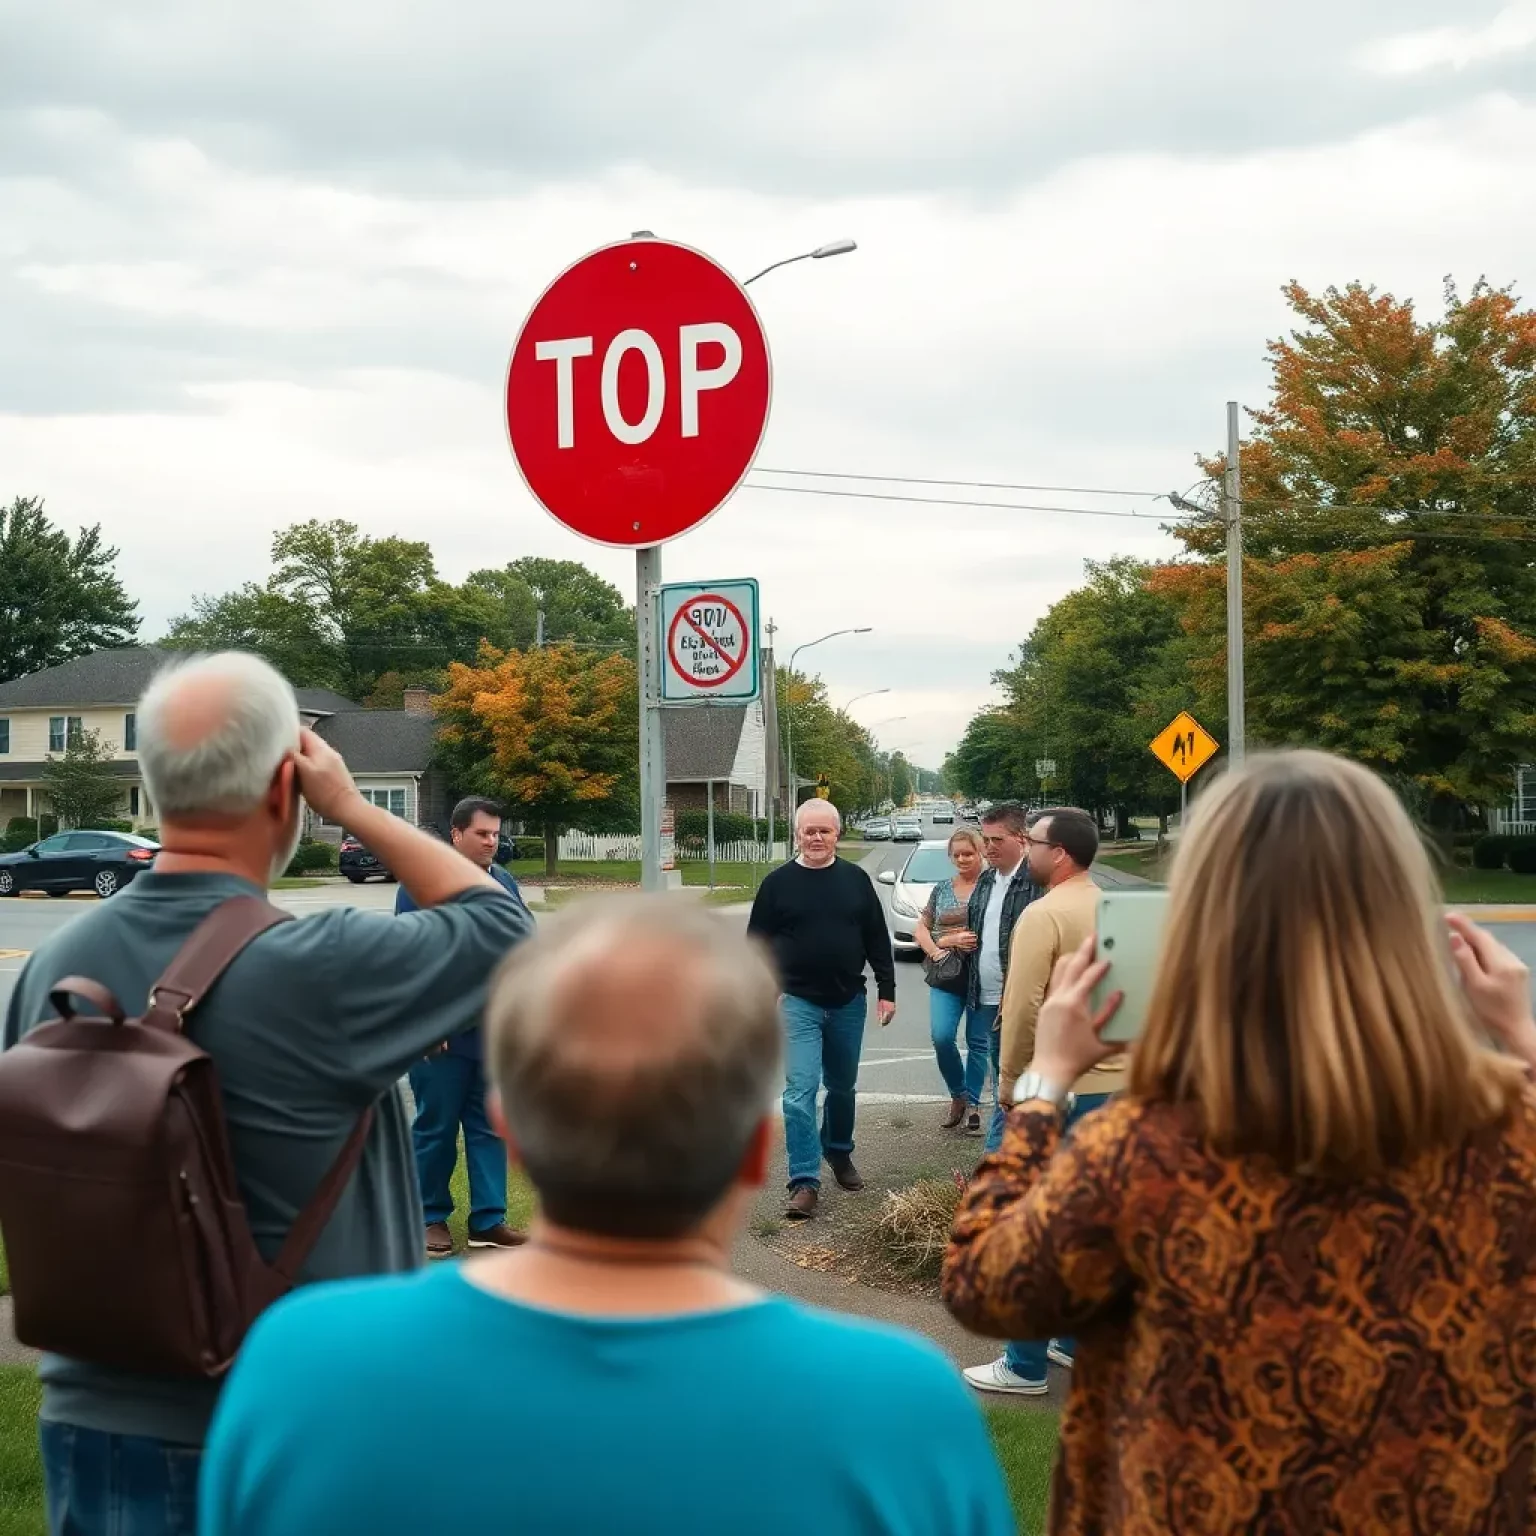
[0,718,8,755]
[124,712,137,751]
[1517,765,1536,824]
[360,787,408,818]
[48,716,82,752]
[129,786,141,817]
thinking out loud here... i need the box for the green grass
[985,1408,1059,1533]
[270,877,327,890]
[1438,868,1536,904]
[1097,847,1171,883]
[0,1368,42,1536]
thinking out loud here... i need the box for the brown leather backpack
[0,895,373,1378]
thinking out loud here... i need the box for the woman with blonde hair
[914,825,988,1133]
[943,750,1536,1535]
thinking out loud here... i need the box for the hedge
[674,810,767,846]
[1472,835,1509,871]
[3,817,37,852]
[284,839,339,876]
[84,819,134,834]
[1508,838,1536,876]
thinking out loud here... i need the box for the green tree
[0,497,139,683]
[163,583,340,688]
[775,666,882,813]
[41,726,123,829]
[888,752,914,806]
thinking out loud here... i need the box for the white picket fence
[555,831,787,862]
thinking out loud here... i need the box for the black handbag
[922,946,967,992]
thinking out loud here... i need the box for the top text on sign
[505,240,772,548]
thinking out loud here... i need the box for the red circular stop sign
[505,238,772,547]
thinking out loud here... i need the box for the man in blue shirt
[397,796,530,1257]
[202,896,1014,1536]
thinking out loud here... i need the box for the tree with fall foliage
[1173,277,1536,819]
[433,643,638,877]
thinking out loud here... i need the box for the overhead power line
[741,482,1185,524]
[751,467,1179,499]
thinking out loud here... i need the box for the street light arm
[743,239,858,287]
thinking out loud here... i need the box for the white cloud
[1363,1,1536,74]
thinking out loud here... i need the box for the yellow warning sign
[1150,711,1219,784]
[814,774,831,800]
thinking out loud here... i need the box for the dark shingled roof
[295,687,360,716]
[0,647,173,708]
[313,710,436,774]
[663,706,748,781]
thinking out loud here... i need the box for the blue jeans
[931,989,992,1106]
[408,1053,507,1231]
[985,1091,1112,1380]
[40,1421,200,1536]
[781,993,867,1189]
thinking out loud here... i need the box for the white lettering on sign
[534,325,745,450]
[600,328,666,445]
[678,323,742,438]
[533,336,594,449]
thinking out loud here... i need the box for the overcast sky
[3,1,1534,769]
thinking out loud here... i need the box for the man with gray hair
[2,651,532,1534]
[199,898,1013,1536]
[748,798,895,1221]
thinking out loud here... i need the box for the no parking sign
[660,579,760,703]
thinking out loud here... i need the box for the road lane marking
[0,949,28,960]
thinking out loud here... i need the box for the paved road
[3,826,1535,1108]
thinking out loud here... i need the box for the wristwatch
[1013,1071,1076,1120]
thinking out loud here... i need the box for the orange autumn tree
[1172,278,1536,819]
[434,642,638,877]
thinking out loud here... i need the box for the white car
[876,839,956,956]
[931,804,954,824]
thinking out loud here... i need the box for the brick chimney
[402,687,433,717]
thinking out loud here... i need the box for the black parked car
[340,828,517,883]
[338,835,394,884]
[0,830,160,899]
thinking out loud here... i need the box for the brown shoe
[425,1221,453,1260]
[785,1185,819,1220]
[965,1110,983,1136]
[942,1096,967,1129]
[467,1223,528,1249]
[827,1156,865,1192]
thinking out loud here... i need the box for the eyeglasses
[1025,835,1057,849]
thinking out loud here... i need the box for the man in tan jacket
[964,805,1125,1397]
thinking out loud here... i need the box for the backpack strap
[143,895,294,1033]
[269,1106,376,1284]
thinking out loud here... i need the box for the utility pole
[764,618,777,863]
[1224,400,1246,765]
[535,608,545,648]
[636,547,665,891]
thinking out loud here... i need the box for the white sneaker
[962,1358,1049,1396]
[1047,1342,1074,1370]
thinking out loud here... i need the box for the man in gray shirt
[2,651,532,1535]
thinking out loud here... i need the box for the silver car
[892,815,923,842]
[876,838,956,955]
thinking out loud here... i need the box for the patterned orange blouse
[943,1094,1536,1535]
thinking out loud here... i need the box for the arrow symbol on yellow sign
[1149,711,1220,785]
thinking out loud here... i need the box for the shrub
[284,839,339,876]
[3,817,38,852]
[136,826,160,844]
[512,837,544,861]
[84,819,134,834]
[1472,835,1509,871]
[38,814,58,838]
[1508,838,1536,876]
[674,810,768,849]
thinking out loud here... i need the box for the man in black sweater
[747,799,896,1220]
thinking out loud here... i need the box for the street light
[783,627,872,852]
[842,688,890,713]
[743,239,858,287]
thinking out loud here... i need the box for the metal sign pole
[1180,777,1187,834]
[706,779,716,890]
[637,546,665,892]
